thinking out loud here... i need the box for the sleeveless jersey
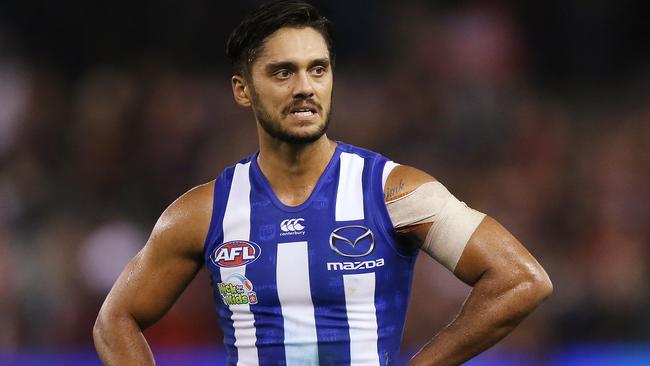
[203,142,419,366]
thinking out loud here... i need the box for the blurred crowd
[0,0,648,361]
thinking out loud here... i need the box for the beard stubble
[249,86,331,145]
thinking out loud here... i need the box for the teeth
[293,111,313,116]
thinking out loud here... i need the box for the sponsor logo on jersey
[327,258,385,271]
[212,240,261,268]
[280,218,306,236]
[329,225,375,257]
[218,274,258,305]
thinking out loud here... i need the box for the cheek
[255,87,287,109]
[318,86,333,108]
[268,85,291,102]
[316,78,333,99]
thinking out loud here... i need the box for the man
[93,1,553,365]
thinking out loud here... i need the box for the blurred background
[0,0,648,365]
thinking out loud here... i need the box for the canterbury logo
[280,218,305,232]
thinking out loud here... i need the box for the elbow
[93,308,110,347]
[519,265,553,306]
[93,302,124,348]
[531,272,553,303]
[93,302,145,346]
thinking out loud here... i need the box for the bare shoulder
[384,165,437,202]
[149,180,215,259]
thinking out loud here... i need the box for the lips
[284,100,320,116]
[292,110,315,117]
[288,108,318,121]
[289,105,318,114]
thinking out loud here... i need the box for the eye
[311,66,326,77]
[274,69,292,79]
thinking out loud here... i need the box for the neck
[257,130,337,206]
[258,133,335,178]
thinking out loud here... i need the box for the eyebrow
[264,58,331,73]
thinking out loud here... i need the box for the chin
[283,132,325,144]
[259,112,330,144]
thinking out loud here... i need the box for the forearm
[93,311,155,366]
[409,271,551,366]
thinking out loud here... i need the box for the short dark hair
[226,0,335,77]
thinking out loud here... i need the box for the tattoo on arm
[384,179,406,201]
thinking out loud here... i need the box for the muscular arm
[93,182,214,365]
[384,166,553,366]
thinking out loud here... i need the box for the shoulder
[383,165,436,202]
[337,142,399,177]
[163,180,215,224]
[149,180,215,258]
[335,143,435,201]
[337,142,385,160]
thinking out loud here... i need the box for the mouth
[291,109,317,117]
[287,103,320,120]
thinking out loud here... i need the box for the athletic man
[93,1,552,365]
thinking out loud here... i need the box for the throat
[275,184,315,207]
[256,139,337,207]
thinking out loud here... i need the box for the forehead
[255,27,329,65]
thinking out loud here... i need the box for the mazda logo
[329,225,375,258]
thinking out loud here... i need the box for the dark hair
[226,0,335,76]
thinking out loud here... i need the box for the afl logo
[212,240,261,268]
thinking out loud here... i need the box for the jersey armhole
[382,161,400,191]
[371,159,419,258]
[202,171,232,262]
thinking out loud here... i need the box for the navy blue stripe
[203,167,235,261]
[361,153,385,365]
[248,171,287,365]
[205,166,239,365]
[313,275,352,365]
[313,157,352,365]
[364,154,418,364]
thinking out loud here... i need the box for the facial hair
[249,86,331,145]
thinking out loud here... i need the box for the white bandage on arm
[386,181,486,271]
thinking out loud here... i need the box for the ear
[232,75,251,107]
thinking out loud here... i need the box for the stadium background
[0,1,648,365]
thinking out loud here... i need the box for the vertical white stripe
[223,162,252,241]
[382,161,399,190]
[336,152,365,221]
[344,273,379,366]
[276,242,319,365]
[221,162,258,366]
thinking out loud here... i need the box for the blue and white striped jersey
[203,142,419,366]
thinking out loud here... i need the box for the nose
[293,70,315,99]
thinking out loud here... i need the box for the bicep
[453,216,546,287]
[384,166,485,270]
[104,233,204,329]
[385,165,549,290]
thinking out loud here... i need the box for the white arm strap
[386,181,486,271]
